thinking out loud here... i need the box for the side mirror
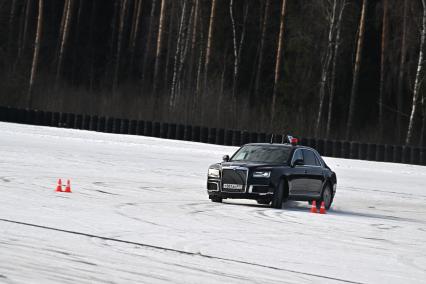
[292,158,303,167]
[222,155,230,162]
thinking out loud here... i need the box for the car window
[292,149,303,164]
[231,145,292,164]
[314,153,322,166]
[302,149,320,166]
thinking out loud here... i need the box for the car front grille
[221,168,247,193]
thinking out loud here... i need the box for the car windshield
[230,145,292,164]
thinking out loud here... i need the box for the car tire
[210,196,222,203]
[271,180,285,209]
[320,184,333,210]
[256,199,271,205]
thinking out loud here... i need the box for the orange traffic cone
[64,179,72,193]
[319,201,327,214]
[310,200,318,213]
[55,179,63,192]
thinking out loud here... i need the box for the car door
[302,149,325,196]
[288,149,311,195]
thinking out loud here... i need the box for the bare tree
[193,12,205,124]
[254,0,270,97]
[71,0,83,84]
[59,0,70,37]
[346,0,368,140]
[396,0,409,141]
[270,0,287,131]
[88,0,97,91]
[106,0,120,82]
[203,0,217,92]
[378,0,388,141]
[186,0,199,93]
[113,0,129,91]
[75,0,83,30]
[128,0,143,73]
[28,0,44,108]
[56,0,74,86]
[177,0,195,98]
[164,0,176,91]
[405,0,426,145]
[314,0,338,137]
[180,1,197,121]
[230,0,249,125]
[229,0,237,99]
[216,42,230,125]
[8,0,17,31]
[195,15,205,99]
[22,0,32,52]
[421,94,426,146]
[16,0,32,66]
[141,0,158,86]
[326,0,346,139]
[170,0,189,110]
[8,0,17,53]
[153,0,167,94]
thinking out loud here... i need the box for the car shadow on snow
[221,200,311,212]
[327,208,426,225]
[221,200,426,225]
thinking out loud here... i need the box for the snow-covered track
[1,122,425,283]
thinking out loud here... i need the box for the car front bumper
[207,178,275,199]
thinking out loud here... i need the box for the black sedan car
[207,142,337,209]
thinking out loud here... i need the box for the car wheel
[271,180,284,209]
[256,199,271,205]
[320,184,333,210]
[210,196,222,203]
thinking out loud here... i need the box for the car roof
[243,143,315,151]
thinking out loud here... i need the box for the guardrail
[1,106,425,166]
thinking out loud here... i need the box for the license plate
[223,184,243,190]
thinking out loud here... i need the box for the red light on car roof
[290,138,298,145]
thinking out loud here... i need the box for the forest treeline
[1,0,426,146]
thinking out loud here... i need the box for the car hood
[221,161,286,169]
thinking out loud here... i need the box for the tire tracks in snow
[0,218,365,284]
[340,185,426,200]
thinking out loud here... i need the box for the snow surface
[0,122,425,284]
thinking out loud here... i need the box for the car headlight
[253,171,271,178]
[208,168,220,178]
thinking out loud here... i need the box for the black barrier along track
[0,106,425,166]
